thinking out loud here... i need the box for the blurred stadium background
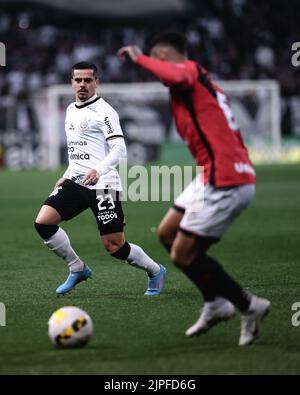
[1,0,300,376]
[1,0,300,168]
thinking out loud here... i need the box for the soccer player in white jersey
[34,61,166,296]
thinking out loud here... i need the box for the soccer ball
[48,306,93,348]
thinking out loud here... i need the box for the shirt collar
[76,94,98,107]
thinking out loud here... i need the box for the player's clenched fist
[82,169,100,185]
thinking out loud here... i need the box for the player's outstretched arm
[117,45,195,87]
[117,45,142,62]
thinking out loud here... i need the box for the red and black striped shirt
[136,55,256,187]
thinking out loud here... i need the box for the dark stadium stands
[0,0,300,136]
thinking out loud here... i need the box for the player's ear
[161,48,171,61]
[160,51,167,60]
[150,47,166,61]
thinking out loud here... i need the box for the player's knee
[103,238,124,255]
[158,223,174,249]
[35,204,62,225]
[34,222,58,239]
[170,246,185,268]
[171,242,196,268]
[110,241,131,260]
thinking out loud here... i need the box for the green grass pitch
[0,164,299,375]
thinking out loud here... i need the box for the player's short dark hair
[71,61,98,78]
[150,31,187,54]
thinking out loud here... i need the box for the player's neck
[172,55,187,63]
[76,94,98,107]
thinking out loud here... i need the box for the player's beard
[77,90,89,101]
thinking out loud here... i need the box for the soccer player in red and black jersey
[118,32,271,346]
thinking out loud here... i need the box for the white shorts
[174,177,255,239]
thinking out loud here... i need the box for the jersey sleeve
[95,137,126,175]
[135,55,197,88]
[99,107,124,141]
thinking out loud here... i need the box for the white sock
[127,243,160,276]
[44,227,84,272]
[211,297,228,307]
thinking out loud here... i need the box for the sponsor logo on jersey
[97,211,118,224]
[71,175,85,185]
[88,105,98,112]
[79,116,90,132]
[68,140,87,146]
[234,162,255,176]
[70,153,90,160]
[104,116,114,134]
[69,122,75,130]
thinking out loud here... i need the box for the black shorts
[44,179,125,235]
